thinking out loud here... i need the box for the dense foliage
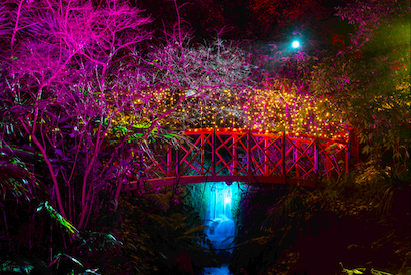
[312,0,410,179]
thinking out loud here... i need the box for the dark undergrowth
[230,163,411,275]
[0,186,216,275]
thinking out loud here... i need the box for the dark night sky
[134,0,352,46]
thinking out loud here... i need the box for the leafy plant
[0,140,38,201]
[99,187,216,275]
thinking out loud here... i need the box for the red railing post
[247,129,251,175]
[264,136,269,176]
[212,128,216,178]
[201,133,205,174]
[232,133,238,176]
[293,140,300,179]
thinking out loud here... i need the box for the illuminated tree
[313,0,410,174]
[0,0,153,228]
[142,14,257,128]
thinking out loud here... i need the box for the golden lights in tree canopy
[109,87,349,140]
[138,88,349,139]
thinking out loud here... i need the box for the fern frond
[145,193,170,213]
[183,224,208,236]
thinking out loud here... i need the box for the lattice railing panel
[249,132,283,177]
[132,148,175,181]
[285,136,316,180]
[215,132,249,176]
[317,141,348,178]
[180,130,213,177]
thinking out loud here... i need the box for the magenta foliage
[0,0,153,228]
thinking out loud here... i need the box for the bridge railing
[125,128,353,190]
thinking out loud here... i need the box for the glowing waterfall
[205,182,237,251]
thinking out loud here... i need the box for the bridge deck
[125,128,356,191]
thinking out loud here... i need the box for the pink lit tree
[0,0,154,228]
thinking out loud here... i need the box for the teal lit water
[203,182,238,275]
[205,182,236,250]
[204,263,231,275]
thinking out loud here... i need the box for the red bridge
[125,128,358,190]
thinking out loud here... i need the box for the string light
[107,87,348,140]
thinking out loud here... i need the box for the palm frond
[36,201,79,237]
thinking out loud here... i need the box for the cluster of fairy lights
[244,89,348,139]
[112,88,348,139]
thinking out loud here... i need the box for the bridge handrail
[125,128,355,190]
